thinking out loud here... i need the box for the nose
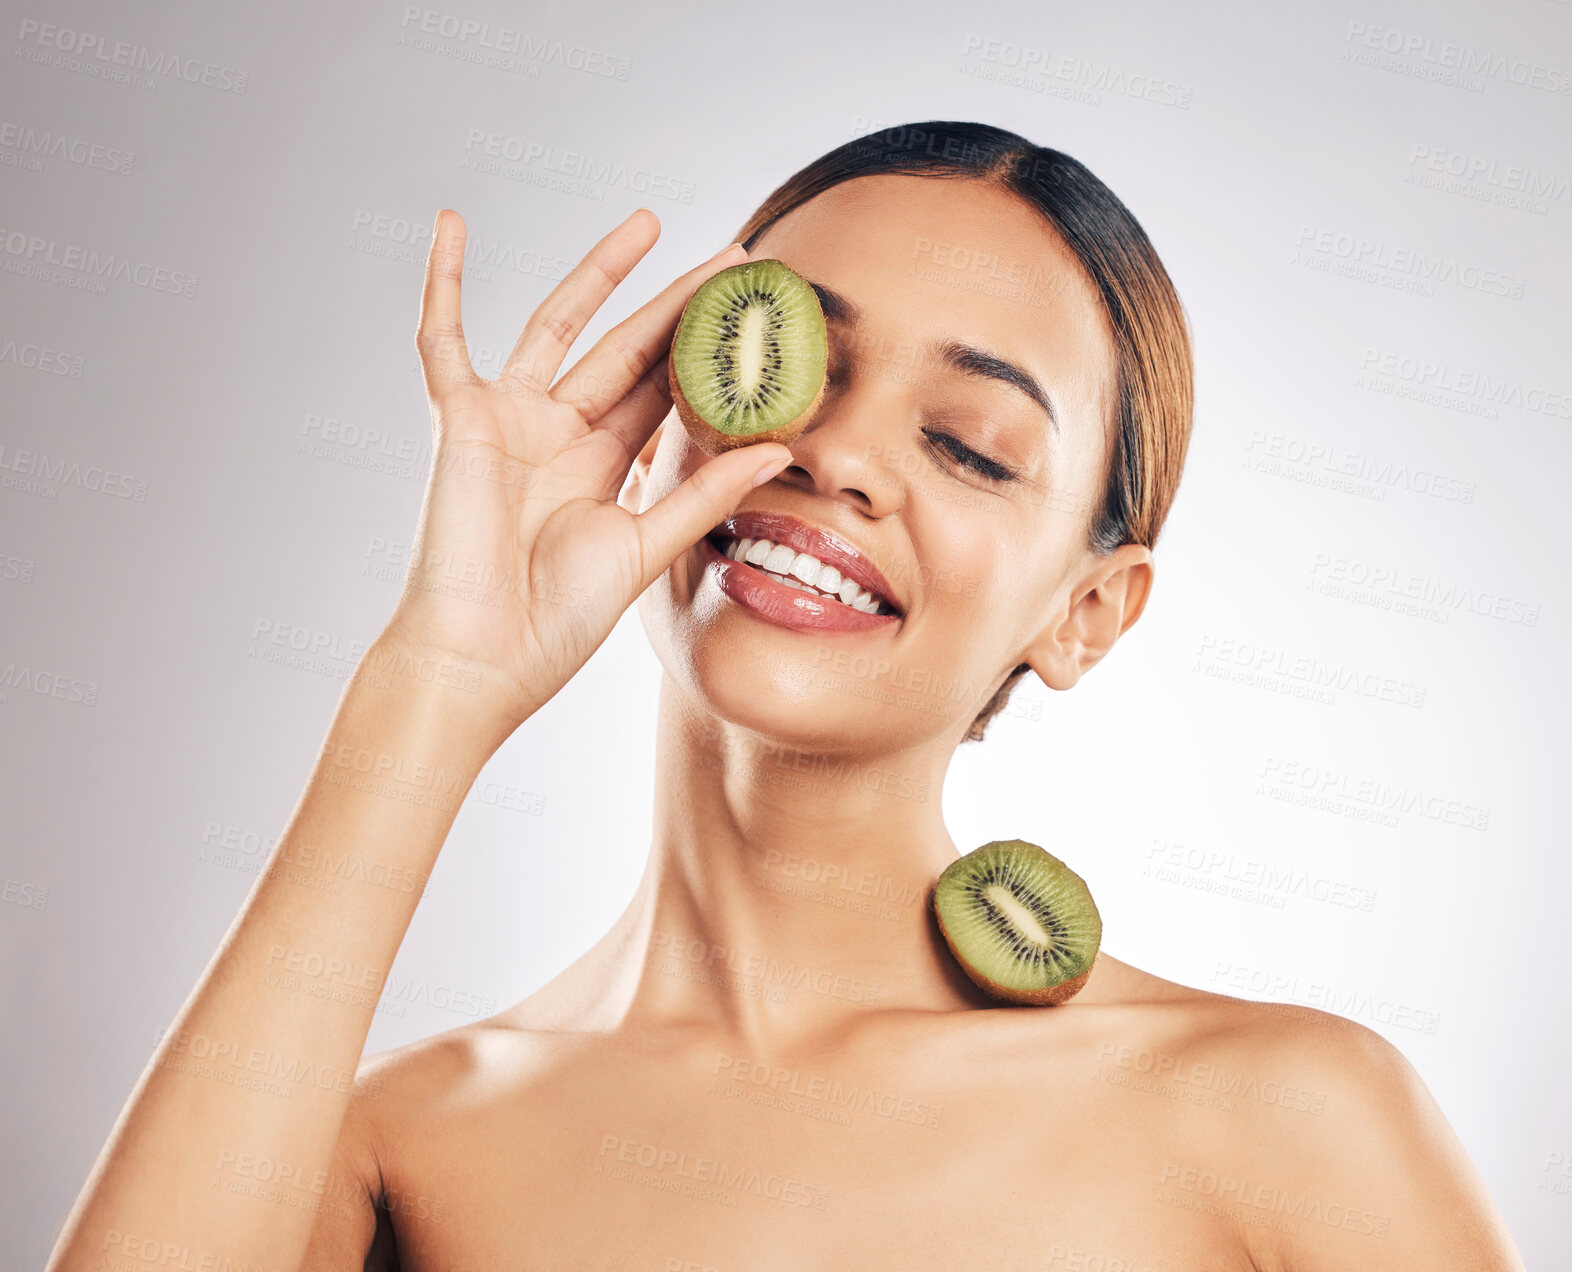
[768,377,907,518]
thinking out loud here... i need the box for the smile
[698,535,901,634]
[712,533,894,615]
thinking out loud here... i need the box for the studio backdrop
[1,0,1567,1267]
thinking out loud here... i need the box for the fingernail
[751,454,791,487]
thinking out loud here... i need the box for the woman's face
[626,171,1143,754]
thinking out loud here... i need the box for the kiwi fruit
[933,840,1102,1006]
[668,258,828,455]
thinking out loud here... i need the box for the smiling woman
[727,123,1195,742]
[754,124,1194,738]
[47,120,1526,1272]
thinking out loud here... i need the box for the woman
[49,122,1524,1271]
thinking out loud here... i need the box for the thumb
[630,444,793,593]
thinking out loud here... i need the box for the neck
[532,673,980,1052]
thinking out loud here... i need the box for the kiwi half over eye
[933,840,1102,1006]
[668,258,828,455]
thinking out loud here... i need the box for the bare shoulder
[299,1022,535,1270]
[350,1012,566,1134]
[1087,957,1526,1270]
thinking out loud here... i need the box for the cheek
[644,421,701,506]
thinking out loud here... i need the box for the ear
[1020,544,1154,691]
[617,418,667,514]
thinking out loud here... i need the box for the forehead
[749,173,1117,440]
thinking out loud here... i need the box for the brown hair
[732,122,1195,742]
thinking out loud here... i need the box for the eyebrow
[809,280,1061,436]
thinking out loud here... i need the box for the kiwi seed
[668,258,828,455]
[933,840,1102,1006]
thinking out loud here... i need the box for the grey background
[2,0,1568,1264]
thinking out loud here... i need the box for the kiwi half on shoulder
[668,258,828,454]
[933,840,1102,1006]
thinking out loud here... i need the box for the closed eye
[922,429,1019,483]
[822,354,1020,484]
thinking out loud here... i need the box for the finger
[552,241,748,422]
[500,207,660,393]
[415,210,478,395]
[591,351,674,469]
[629,444,794,595]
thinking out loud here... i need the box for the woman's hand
[382,208,791,729]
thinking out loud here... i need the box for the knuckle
[537,312,576,348]
[614,340,653,382]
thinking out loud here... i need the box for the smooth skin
[48,176,1525,1272]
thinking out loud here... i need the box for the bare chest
[381,1046,1259,1272]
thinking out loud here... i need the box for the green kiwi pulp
[668,258,828,454]
[933,840,1102,1006]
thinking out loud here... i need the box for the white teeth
[719,535,892,616]
[789,552,821,588]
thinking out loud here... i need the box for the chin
[639,585,951,759]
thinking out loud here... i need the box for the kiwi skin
[932,841,1102,1007]
[667,258,827,457]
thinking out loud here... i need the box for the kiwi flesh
[668,258,828,455]
[933,840,1102,1006]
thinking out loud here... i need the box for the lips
[708,510,904,617]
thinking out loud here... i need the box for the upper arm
[1242,1015,1525,1272]
[298,1070,388,1272]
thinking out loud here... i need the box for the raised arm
[45,208,794,1272]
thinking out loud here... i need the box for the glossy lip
[708,511,905,617]
[699,537,898,633]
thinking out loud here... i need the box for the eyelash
[921,429,1019,483]
[825,361,1020,484]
